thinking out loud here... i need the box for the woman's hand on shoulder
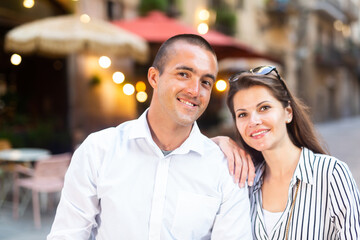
[211,136,255,188]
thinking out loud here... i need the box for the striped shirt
[249,147,360,239]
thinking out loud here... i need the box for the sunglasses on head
[229,65,285,84]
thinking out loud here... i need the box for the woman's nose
[249,113,262,127]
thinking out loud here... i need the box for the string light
[80,14,91,23]
[10,54,22,65]
[135,81,146,92]
[198,9,210,21]
[136,91,148,102]
[123,83,135,95]
[197,23,209,34]
[23,0,35,8]
[215,79,227,92]
[113,72,125,84]
[99,56,111,68]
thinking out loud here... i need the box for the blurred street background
[1,0,360,239]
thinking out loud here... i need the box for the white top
[48,110,252,240]
[262,208,282,235]
[250,147,360,239]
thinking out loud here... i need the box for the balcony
[265,0,296,14]
[342,40,360,68]
[264,0,297,26]
[315,44,343,68]
[313,0,358,23]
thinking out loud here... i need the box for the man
[48,34,252,239]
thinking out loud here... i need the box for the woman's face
[233,85,292,152]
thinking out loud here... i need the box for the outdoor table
[0,148,50,163]
[0,148,50,211]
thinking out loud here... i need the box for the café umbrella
[113,11,278,62]
[4,14,149,63]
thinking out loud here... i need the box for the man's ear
[148,67,159,89]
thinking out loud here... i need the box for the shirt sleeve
[47,135,101,240]
[329,160,360,239]
[211,159,253,240]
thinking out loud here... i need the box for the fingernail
[248,181,253,186]
[239,183,245,188]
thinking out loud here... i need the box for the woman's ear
[148,67,159,89]
[285,104,293,123]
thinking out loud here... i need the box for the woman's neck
[262,142,302,181]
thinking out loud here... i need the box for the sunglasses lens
[251,66,274,75]
[229,71,246,82]
[229,66,280,83]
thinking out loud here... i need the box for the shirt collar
[128,109,205,156]
[292,147,314,185]
[252,162,265,193]
[251,147,315,192]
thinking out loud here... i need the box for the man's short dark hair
[152,34,217,75]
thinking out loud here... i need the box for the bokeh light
[23,0,35,8]
[135,81,146,92]
[197,23,209,34]
[123,83,135,95]
[113,71,125,84]
[334,20,343,31]
[10,54,22,66]
[136,91,148,102]
[215,79,227,92]
[99,56,111,69]
[198,9,210,21]
[80,14,91,23]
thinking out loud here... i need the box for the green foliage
[0,116,72,154]
[0,92,71,153]
[214,5,237,36]
[89,75,101,87]
[138,0,168,16]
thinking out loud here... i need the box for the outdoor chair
[12,152,71,228]
[0,139,12,208]
[0,139,11,150]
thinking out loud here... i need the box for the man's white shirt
[48,111,252,239]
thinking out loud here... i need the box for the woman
[218,66,360,239]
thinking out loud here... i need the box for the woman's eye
[237,113,246,118]
[260,106,270,111]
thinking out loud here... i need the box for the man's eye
[178,72,189,78]
[202,80,212,87]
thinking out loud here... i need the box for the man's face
[150,41,218,127]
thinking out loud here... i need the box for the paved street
[0,115,359,239]
[316,115,360,187]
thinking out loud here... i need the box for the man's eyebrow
[204,74,216,83]
[175,66,215,83]
[176,66,194,72]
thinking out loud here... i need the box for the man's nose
[186,79,200,96]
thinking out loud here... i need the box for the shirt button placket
[148,156,170,240]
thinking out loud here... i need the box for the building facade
[106,0,360,122]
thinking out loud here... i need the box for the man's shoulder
[84,119,137,146]
[197,133,226,159]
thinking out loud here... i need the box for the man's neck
[147,108,193,151]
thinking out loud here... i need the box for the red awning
[113,11,280,62]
